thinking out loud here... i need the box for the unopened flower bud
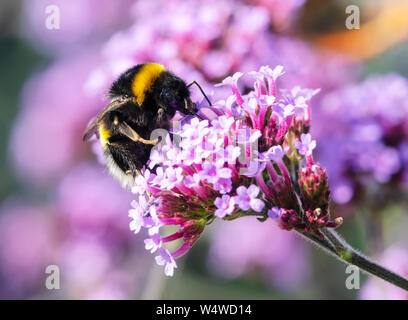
[298,163,330,212]
[278,209,305,231]
[180,219,206,246]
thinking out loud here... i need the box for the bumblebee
[83,62,209,188]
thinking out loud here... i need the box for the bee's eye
[160,89,173,101]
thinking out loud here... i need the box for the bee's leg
[82,97,133,141]
[125,170,134,177]
[118,121,160,145]
[157,107,166,122]
[125,169,141,176]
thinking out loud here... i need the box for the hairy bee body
[83,63,196,188]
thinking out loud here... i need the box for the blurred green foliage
[0,37,45,201]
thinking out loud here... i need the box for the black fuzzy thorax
[102,63,192,174]
[108,65,143,99]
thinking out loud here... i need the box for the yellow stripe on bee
[131,63,166,105]
[99,123,111,147]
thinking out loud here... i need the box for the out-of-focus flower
[22,0,134,54]
[56,236,112,288]
[128,66,342,276]
[313,0,408,61]
[360,246,408,300]
[56,163,135,233]
[9,52,101,185]
[85,0,353,104]
[249,0,306,29]
[0,196,149,299]
[0,202,56,295]
[314,73,408,204]
[208,217,310,290]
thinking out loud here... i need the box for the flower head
[298,163,330,212]
[316,74,408,205]
[128,66,338,275]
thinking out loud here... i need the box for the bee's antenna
[187,81,212,107]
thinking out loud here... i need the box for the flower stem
[241,209,408,291]
[299,227,408,291]
[297,230,339,256]
[349,249,408,291]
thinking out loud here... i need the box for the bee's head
[108,64,197,118]
[155,73,196,118]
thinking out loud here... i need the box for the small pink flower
[214,195,236,218]
[144,233,162,253]
[211,115,235,133]
[128,195,149,234]
[215,72,244,105]
[295,133,316,156]
[131,169,152,194]
[234,185,265,212]
[199,163,232,185]
[180,118,209,148]
[258,145,286,162]
[260,65,285,81]
[213,178,233,194]
[268,207,284,220]
[273,103,295,119]
[155,248,177,277]
[161,167,184,190]
[215,72,243,89]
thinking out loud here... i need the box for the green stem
[224,211,265,221]
[349,250,408,291]
[240,210,408,291]
[297,230,339,257]
[303,228,408,291]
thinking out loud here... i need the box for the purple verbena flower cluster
[315,74,408,204]
[129,66,341,276]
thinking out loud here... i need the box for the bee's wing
[82,98,133,141]
[82,118,101,141]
